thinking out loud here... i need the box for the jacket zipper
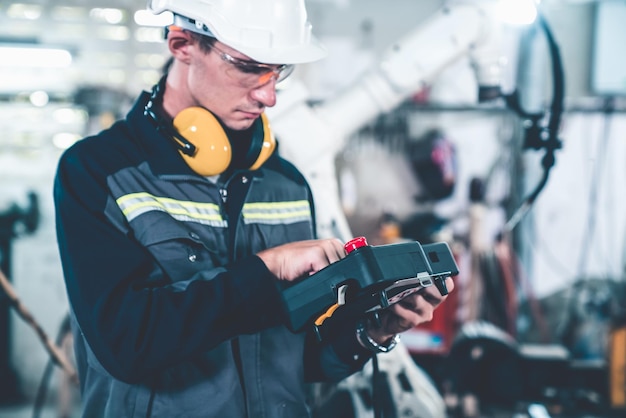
[221,173,254,417]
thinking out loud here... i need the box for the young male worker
[53,0,454,416]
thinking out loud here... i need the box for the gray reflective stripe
[242,200,311,225]
[116,192,227,227]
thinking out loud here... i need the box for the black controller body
[281,240,459,333]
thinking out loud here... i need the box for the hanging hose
[0,269,77,383]
[503,12,565,232]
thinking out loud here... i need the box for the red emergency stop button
[344,236,368,253]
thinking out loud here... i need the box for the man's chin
[227,116,258,131]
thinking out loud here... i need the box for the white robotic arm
[267,0,507,240]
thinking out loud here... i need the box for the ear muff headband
[172,107,275,176]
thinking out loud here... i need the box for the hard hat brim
[236,37,328,65]
[168,12,327,65]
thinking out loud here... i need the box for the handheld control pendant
[280,236,459,339]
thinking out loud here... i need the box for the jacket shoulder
[58,120,139,176]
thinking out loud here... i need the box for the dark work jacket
[53,91,373,418]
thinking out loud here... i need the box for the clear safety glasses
[210,43,295,88]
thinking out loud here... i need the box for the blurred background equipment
[0,270,76,398]
[406,128,457,203]
[313,343,447,418]
[0,192,39,405]
[609,325,626,409]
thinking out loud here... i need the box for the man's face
[185,40,290,131]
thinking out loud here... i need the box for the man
[53,0,454,417]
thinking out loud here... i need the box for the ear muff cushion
[249,113,276,171]
[173,107,231,176]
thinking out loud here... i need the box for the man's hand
[257,239,346,282]
[366,276,455,343]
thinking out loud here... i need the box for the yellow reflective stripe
[242,200,311,224]
[116,192,225,225]
[243,200,310,210]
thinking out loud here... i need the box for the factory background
[0,0,625,417]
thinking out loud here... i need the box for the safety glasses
[210,43,294,88]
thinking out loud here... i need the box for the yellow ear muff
[249,113,276,171]
[173,107,231,176]
[172,107,275,176]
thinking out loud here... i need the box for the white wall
[530,111,626,296]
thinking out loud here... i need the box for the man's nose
[250,78,277,107]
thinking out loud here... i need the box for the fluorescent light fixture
[51,6,87,21]
[90,8,125,25]
[7,3,43,20]
[0,45,72,68]
[134,9,173,27]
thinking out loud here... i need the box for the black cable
[503,12,565,232]
[372,354,382,418]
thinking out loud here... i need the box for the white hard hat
[148,0,327,64]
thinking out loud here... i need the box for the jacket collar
[126,90,198,178]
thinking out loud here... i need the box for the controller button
[344,236,368,253]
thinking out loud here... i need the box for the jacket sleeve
[303,319,375,382]
[54,144,285,384]
[300,284,375,382]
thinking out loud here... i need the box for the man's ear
[167,29,194,64]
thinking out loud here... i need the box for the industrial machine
[267,0,510,242]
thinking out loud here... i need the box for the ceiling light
[0,46,72,68]
[29,91,49,107]
[51,6,87,21]
[53,132,82,150]
[134,9,173,27]
[90,8,125,25]
[7,3,42,20]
